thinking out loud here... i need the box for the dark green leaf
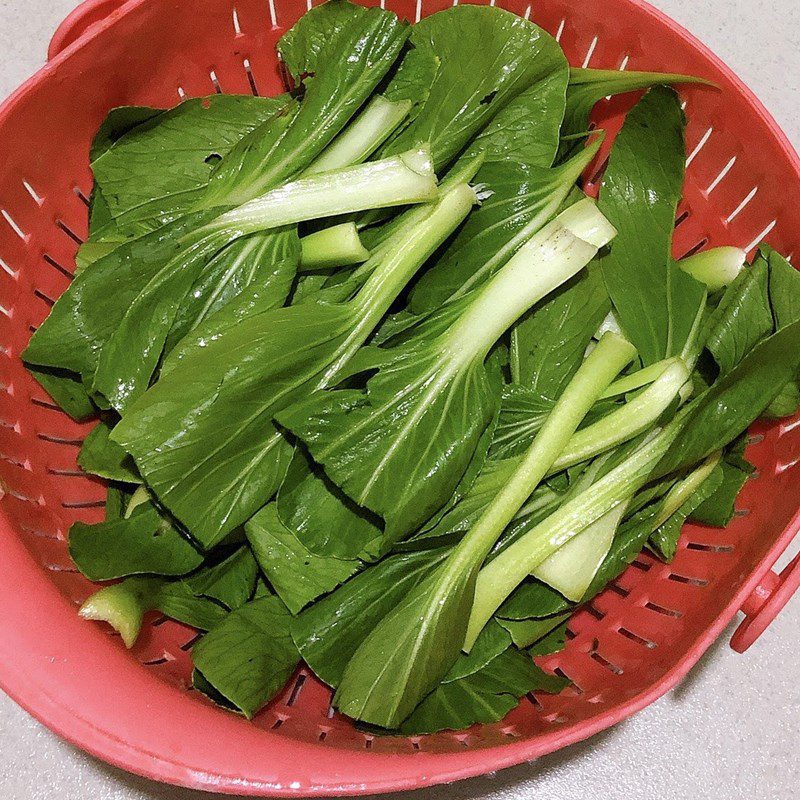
[292,548,447,687]
[105,485,128,522]
[275,448,383,562]
[91,95,288,231]
[561,67,707,148]
[22,210,220,380]
[398,647,567,735]
[703,257,773,374]
[77,419,140,483]
[764,245,800,329]
[441,619,510,683]
[26,365,96,421]
[68,501,204,581]
[598,86,706,365]
[113,300,356,548]
[689,450,753,527]
[658,320,800,476]
[382,6,567,171]
[277,347,499,555]
[192,595,300,718]
[510,264,610,396]
[245,504,360,614]
[500,614,570,650]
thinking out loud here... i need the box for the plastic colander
[1,0,799,795]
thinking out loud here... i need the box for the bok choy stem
[600,356,681,399]
[204,148,438,237]
[548,359,690,474]
[465,416,687,647]
[455,332,635,652]
[443,198,618,368]
[299,223,370,270]
[303,96,413,175]
[322,182,478,384]
[679,246,746,293]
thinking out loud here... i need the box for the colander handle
[48,0,129,60]
[731,529,800,653]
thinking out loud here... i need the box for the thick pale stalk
[455,332,635,651]
[303,96,412,175]
[600,357,679,399]
[320,182,478,384]
[466,418,685,646]
[299,223,370,270]
[205,148,438,237]
[444,198,617,367]
[533,501,629,601]
[549,359,690,473]
[680,246,746,292]
[649,451,721,529]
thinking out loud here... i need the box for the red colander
[1,0,799,795]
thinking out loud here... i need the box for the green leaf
[334,555,480,727]
[114,301,351,546]
[441,619,510,683]
[192,595,300,718]
[382,6,567,171]
[113,181,476,548]
[498,577,574,621]
[163,228,299,353]
[489,388,554,461]
[510,264,610,395]
[68,500,204,581]
[92,226,241,411]
[275,448,384,562]
[658,320,800,476]
[91,95,288,231]
[703,256,773,375]
[500,614,570,650]
[205,0,409,206]
[690,460,751,527]
[292,548,448,688]
[278,348,499,555]
[764,245,800,329]
[464,70,569,167]
[22,210,220,380]
[105,484,128,522]
[649,464,724,561]
[409,141,600,316]
[245,504,360,614]
[179,546,259,611]
[561,67,707,147]
[599,86,707,365]
[398,647,567,735]
[77,419,140,483]
[26,365,96,422]
[90,106,163,162]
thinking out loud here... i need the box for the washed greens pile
[24,1,800,734]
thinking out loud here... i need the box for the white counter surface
[1,1,798,798]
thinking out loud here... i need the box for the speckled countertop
[1,1,799,798]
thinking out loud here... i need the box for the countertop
[1,1,799,798]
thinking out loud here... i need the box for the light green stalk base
[303,96,412,176]
[444,198,618,368]
[207,147,438,237]
[550,359,689,473]
[466,418,685,648]
[460,331,635,652]
[679,246,746,292]
[299,223,370,270]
